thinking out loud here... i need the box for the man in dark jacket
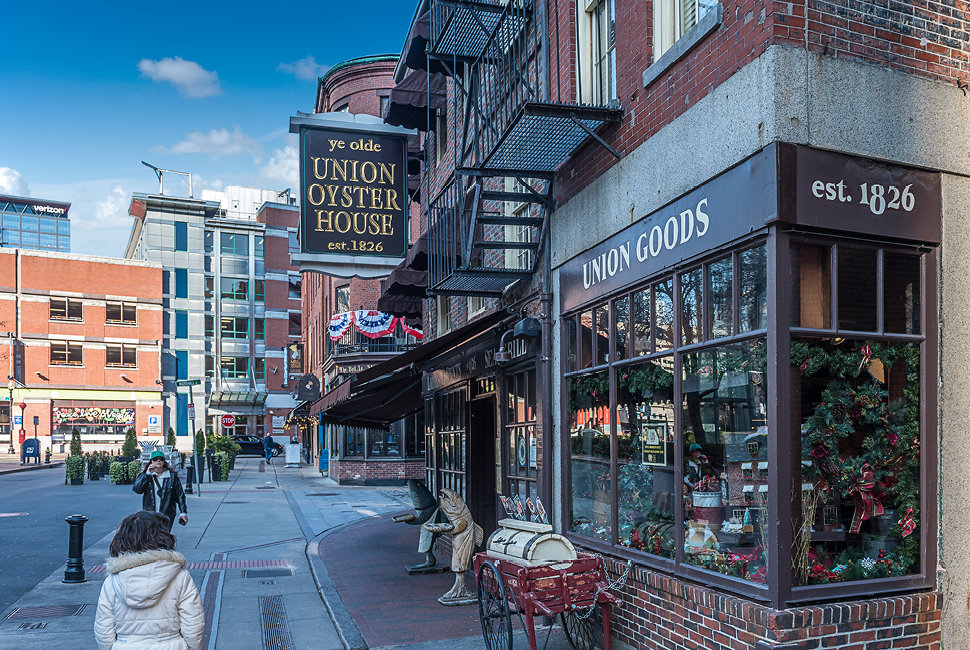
[263,434,275,464]
[133,451,188,531]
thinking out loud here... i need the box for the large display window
[561,234,936,605]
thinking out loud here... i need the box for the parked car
[231,435,282,457]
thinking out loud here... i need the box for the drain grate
[19,622,48,630]
[5,605,86,620]
[306,493,338,497]
[259,596,295,650]
[221,501,249,504]
[258,580,277,585]
[256,486,276,490]
[243,568,293,579]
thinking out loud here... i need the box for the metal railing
[326,329,421,357]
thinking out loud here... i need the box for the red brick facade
[0,248,163,451]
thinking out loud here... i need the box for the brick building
[124,186,303,451]
[0,248,162,453]
[302,54,425,483]
[312,0,970,647]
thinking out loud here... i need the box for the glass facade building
[0,194,71,252]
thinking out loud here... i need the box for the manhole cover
[306,493,338,497]
[243,569,293,579]
[19,622,48,630]
[5,605,86,620]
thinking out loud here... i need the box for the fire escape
[427,0,623,297]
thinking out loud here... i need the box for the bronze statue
[392,479,449,574]
[423,488,483,606]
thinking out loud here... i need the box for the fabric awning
[404,11,459,77]
[377,233,429,320]
[384,70,447,132]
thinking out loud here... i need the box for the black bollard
[63,515,88,584]
[185,463,194,494]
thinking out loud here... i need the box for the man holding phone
[133,450,188,531]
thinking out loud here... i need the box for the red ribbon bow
[855,344,873,372]
[848,463,884,534]
[898,508,916,538]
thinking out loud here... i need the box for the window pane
[204,231,213,252]
[791,338,921,585]
[709,257,733,338]
[67,300,82,320]
[255,319,265,340]
[289,313,302,336]
[632,288,651,357]
[594,304,609,366]
[682,338,769,583]
[122,346,137,366]
[289,278,302,299]
[579,310,594,369]
[255,235,264,257]
[680,269,702,345]
[175,311,188,339]
[838,247,878,332]
[790,242,832,329]
[740,245,767,332]
[105,303,121,322]
[614,296,629,361]
[205,277,214,299]
[174,268,188,299]
[655,279,674,351]
[205,316,214,338]
[568,371,612,542]
[174,222,187,251]
[884,253,921,335]
[565,317,577,373]
[106,345,121,366]
[254,280,264,302]
[617,358,676,558]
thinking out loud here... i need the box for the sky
[0,0,416,257]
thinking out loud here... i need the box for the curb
[305,522,369,650]
[0,461,64,475]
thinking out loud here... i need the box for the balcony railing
[326,329,421,357]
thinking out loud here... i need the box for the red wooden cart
[473,551,621,650]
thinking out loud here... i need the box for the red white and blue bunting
[328,310,424,340]
[354,310,398,339]
[328,312,355,340]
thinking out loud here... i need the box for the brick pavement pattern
[319,512,482,647]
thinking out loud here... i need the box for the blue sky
[0,0,415,257]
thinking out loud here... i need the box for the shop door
[468,396,498,537]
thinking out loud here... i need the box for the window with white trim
[577,0,617,105]
[51,342,83,365]
[106,344,137,367]
[50,298,82,321]
[653,0,717,62]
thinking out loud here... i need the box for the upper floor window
[654,0,717,62]
[105,302,137,325]
[289,313,302,337]
[288,278,302,300]
[174,221,188,252]
[255,235,264,258]
[336,286,350,314]
[222,317,249,339]
[578,0,617,105]
[221,232,249,257]
[221,356,249,379]
[254,279,265,302]
[221,278,249,301]
[106,344,137,368]
[255,318,265,340]
[50,298,83,321]
[51,342,83,365]
[204,230,213,253]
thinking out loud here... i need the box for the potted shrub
[109,461,126,484]
[127,459,142,484]
[213,451,230,481]
[65,455,85,485]
[70,427,82,456]
[121,427,138,458]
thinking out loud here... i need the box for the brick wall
[316,58,396,115]
[328,458,425,485]
[598,556,942,650]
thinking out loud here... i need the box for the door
[468,396,498,538]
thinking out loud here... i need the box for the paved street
[0,458,578,650]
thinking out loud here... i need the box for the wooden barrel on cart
[486,519,577,567]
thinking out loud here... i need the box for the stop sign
[221,414,236,428]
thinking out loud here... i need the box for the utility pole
[176,378,202,496]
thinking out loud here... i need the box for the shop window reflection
[568,371,612,542]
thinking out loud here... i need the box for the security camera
[155,380,164,385]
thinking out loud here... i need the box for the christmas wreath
[792,340,921,576]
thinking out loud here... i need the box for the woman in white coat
[94,511,205,650]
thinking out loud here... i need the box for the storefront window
[617,358,675,558]
[791,338,921,585]
[568,370,611,542]
[655,278,674,351]
[681,338,768,582]
[739,245,767,332]
[709,256,733,338]
[680,268,702,345]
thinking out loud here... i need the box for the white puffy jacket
[94,549,205,650]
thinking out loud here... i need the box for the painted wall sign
[559,147,777,313]
[423,337,535,394]
[559,144,943,313]
[298,124,408,259]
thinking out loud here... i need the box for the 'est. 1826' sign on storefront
[298,124,408,259]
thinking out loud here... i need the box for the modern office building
[0,248,162,453]
[124,186,303,445]
[0,193,71,252]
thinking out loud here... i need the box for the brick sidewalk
[319,513,482,647]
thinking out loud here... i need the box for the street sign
[187,403,196,421]
[176,379,202,387]
[148,415,161,434]
[221,414,235,428]
[13,416,21,426]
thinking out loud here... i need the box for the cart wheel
[477,561,512,650]
[560,607,604,650]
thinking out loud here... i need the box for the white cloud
[137,56,222,98]
[0,167,30,196]
[260,145,299,188]
[151,127,262,161]
[277,55,330,81]
[85,185,131,230]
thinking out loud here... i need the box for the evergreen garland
[791,340,921,574]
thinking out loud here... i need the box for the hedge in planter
[109,461,126,484]
[127,460,142,483]
[65,455,85,485]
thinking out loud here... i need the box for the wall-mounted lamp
[494,317,542,364]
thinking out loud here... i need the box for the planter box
[70,478,84,485]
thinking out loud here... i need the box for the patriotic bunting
[354,310,398,339]
[400,321,423,339]
[328,312,355,340]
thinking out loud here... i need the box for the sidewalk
[0,457,578,650]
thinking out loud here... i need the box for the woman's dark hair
[109,511,176,556]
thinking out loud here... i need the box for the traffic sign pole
[189,383,200,495]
